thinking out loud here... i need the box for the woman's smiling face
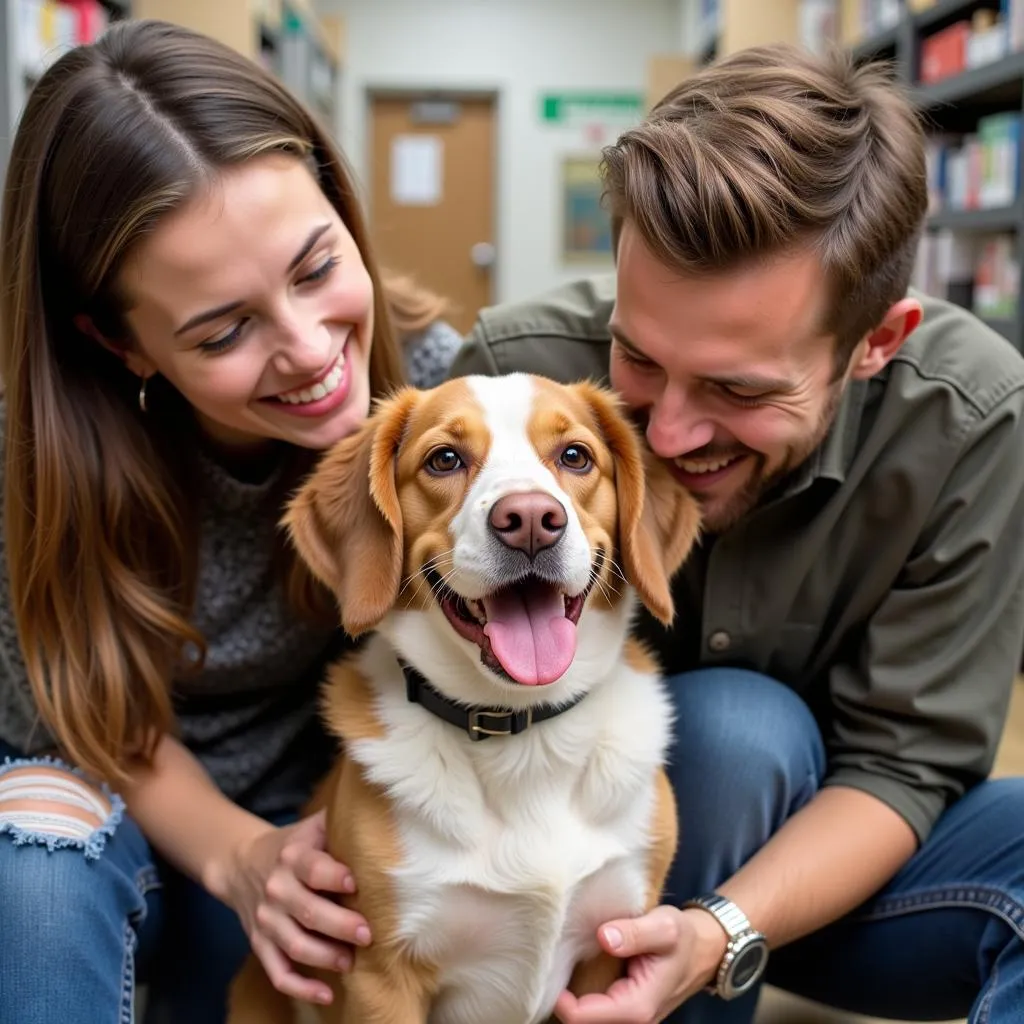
[118,153,375,452]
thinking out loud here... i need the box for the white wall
[316,0,680,307]
[678,0,700,53]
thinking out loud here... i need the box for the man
[449,44,1024,1024]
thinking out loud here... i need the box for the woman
[0,18,459,1024]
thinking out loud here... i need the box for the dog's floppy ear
[283,388,419,636]
[580,382,701,626]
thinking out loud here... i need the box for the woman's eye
[559,444,592,472]
[426,447,464,474]
[199,319,249,355]
[300,255,340,284]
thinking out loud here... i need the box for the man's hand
[554,906,728,1024]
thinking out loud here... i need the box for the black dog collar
[400,661,586,741]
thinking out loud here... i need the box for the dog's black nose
[488,491,567,558]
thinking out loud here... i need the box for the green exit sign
[541,92,644,124]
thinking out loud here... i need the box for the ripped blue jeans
[3,669,1023,1023]
[0,742,256,1024]
[662,669,1024,1024]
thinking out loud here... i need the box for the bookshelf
[0,0,344,185]
[849,0,1024,350]
[130,0,343,130]
[0,0,130,179]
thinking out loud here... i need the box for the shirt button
[708,630,731,653]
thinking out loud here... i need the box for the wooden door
[369,93,496,334]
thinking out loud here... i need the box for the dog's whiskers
[402,569,434,602]
[428,567,467,607]
[606,557,630,588]
[591,558,625,601]
[591,572,619,602]
[408,559,465,608]
[410,569,450,605]
[401,550,456,601]
[407,575,434,605]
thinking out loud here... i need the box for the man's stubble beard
[698,379,845,534]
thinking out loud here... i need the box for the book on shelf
[914,230,1019,322]
[975,235,1019,318]
[925,112,1021,213]
[859,0,902,38]
[841,0,1024,67]
[17,0,109,81]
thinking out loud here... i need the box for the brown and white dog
[228,373,700,1024]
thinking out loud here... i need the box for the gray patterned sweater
[0,320,463,816]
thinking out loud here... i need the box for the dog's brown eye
[559,444,592,472]
[426,447,464,474]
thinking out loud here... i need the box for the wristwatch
[683,893,769,1000]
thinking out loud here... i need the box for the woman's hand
[225,808,372,1006]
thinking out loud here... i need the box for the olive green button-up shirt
[449,274,1024,843]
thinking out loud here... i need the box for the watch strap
[683,893,753,939]
[683,892,768,1000]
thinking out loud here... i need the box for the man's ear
[578,381,701,626]
[74,313,156,379]
[282,388,419,636]
[848,298,923,380]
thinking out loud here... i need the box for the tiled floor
[753,678,1024,1024]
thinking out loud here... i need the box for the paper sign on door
[391,135,443,206]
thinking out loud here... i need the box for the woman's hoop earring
[138,376,149,414]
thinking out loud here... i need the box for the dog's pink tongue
[482,582,577,686]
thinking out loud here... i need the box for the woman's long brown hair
[0,19,406,784]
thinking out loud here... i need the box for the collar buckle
[467,707,532,740]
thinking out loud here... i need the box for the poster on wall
[391,134,443,206]
[561,156,613,264]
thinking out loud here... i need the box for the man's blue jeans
[664,668,1024,1024]
[2,668,1022,1022]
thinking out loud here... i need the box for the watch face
[728,939,769,994]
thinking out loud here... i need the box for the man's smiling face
[609,221,847,532]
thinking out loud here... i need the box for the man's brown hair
[602,44,928,366]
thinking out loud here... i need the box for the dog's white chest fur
[349,631,673,1024]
